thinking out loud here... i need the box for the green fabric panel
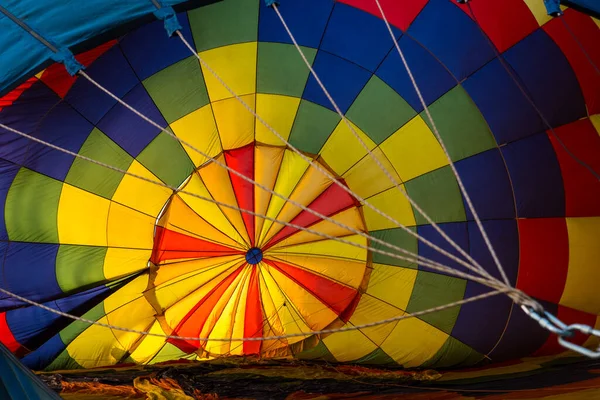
[353,347,397,366]
[257,42,316,97]
[406,271,466,335]
[44,351,83,371]
[347,76,416,144]
[137,132,195,187]
[421,336,484,369]
[297,340,336,363]
[405,166,466,225]
[371,227,417,268]
[143,56,209,124]
[65,128,133,199]
[55,245,107,293]
[188,0,259,52]
[421,86,496,161]
[288,100,340,154]
[5,168,61,243]
[149,343,196,364]
[59,302,105,345]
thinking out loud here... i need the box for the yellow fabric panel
[262,163,334,243]
[257,150,310,245]
[343,148,401,199]
[57,183,109,246]
[362,186,416,231]
[204,267,252,355]
[367,264,417,310]
[380,115,448,182]
[200,42,257,102]
[320,120,377,176]
[266,264,338,330]
[270,234,367,262]
[103,247,151,281]
[67,276,155,368]
[112,160,172,216]
[255,94,300,146]
[170,105,222,167]
[178,174,246,245]
[199,154,251,245]
[322,327,377,362]
[107,203,155,249]
[380,317,448,368]
[129,321,167,364]
[268,254,366,289]
[254,146,285,242]
[559,217,600,314]
[148,343,194,365]
[583,316,600,351]
[212,95,255,150]
[523,0,567,26]
[349,294,404,346]
[259,267,311,346]
[162,195,242,249]
[594,17,600,30]
[153,255,242,287]
[591,114,600,136]
[157,259,243,314]
[270,207,364,248]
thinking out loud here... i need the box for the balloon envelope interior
[0,0,599,374]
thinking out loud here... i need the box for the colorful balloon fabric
[0,0,599,373]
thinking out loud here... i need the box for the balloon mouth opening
[245,247,263,265]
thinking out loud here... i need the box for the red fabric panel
[0,77,37,112]
[516,218,569,304]
[337,0,427,31]
[40,40,117,98]
[224,143,255,246]
[0,313,21,353]
[456,0,538,53]
[265,181,357,249]
[151,226,242,264]
[543,9,600,114]
[547,119,600,217]
[532,305,597,356]
[266,260,357,315]
[339,292,361,323]
[169,266,244,352]
[243,266,263,355]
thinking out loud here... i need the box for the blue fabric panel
[564,0,600,16]
[97,83,166,157]
[502,133,565,218]
[6,285,110,350]
[120,12,194,81]
[503,29,586,131]
[416,222,470,276]
[65,46,139,125]
[320,4,401,73]
[407,0,495,81]
[22,102,93,181]
[468,220,519,285]
[463,59,545,145]
[376,35,455,112]
[0,82,59,165]
[0,242,61,311]
[21,335,65,371]
[0,161,20,241]
[488,300,556,362]
[455,149,515,220]
[302,51,371,113]
[0,0,189,95]
[451,281,513,355]
[258,0,334,48]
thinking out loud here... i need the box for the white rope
[371,0,511,286]
[270,5,496,283]
[0,121,502,287]
[173,31,497,283]
[0,285,509,342]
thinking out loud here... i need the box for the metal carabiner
[558,324,600,359]
[520,305,574,337]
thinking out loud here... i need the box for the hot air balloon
[0,0,599,398]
